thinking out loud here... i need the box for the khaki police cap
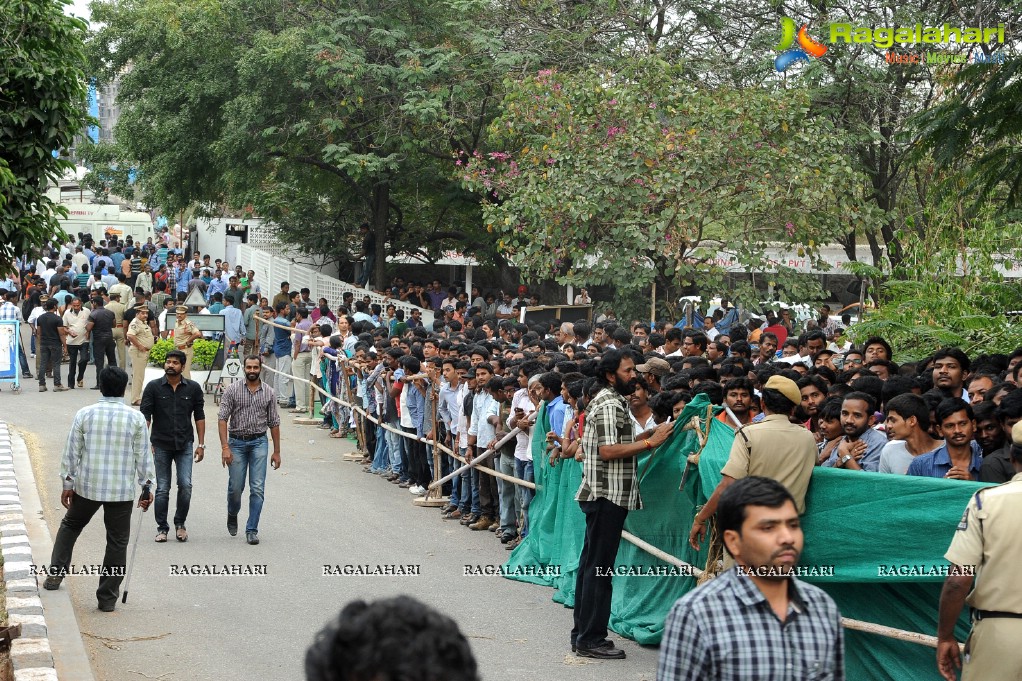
[763,375,802,406]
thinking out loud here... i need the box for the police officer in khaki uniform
[173,306,202,380]
[689,375,817,550]
[937,421,1022,681]
[106,291,128,370]
[126,305,155,405]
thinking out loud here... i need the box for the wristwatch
[196,444,205,450]
[839,454,852,466]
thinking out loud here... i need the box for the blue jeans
[154,444,194,534]
[385,423,404,478]
[515,458,535,538]
[226,435,268,533]
[371,424,390,472]
[357,254,374,287]
[497,453,520,535]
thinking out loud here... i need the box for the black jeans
[571,497,629,649]
[49,494,133,606]
[476,455,499,519]
[67,344,89,384]
[92,336,117,381]
[403,427,431,487]
[38,342,62,386]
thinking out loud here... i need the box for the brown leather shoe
[470,516,495,531]
[443,509,462,520]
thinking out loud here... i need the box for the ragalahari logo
[775,17,828,72]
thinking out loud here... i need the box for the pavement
[0,375,661,681]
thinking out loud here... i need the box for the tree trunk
[372,183,389,291]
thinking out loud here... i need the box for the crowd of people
[5,234,1021,676]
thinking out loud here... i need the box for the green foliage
[915,57,1022,210]
[191,340,218,369]
[87,0,510,277]
[148,338,219,368]
[848,169,1022,360]
[148,339,174,366]
[0,0,89,274]
[78,141,135,205]
[462,58,881,316]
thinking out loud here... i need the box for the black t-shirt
[88,307,116,339]
[37,312,63,345]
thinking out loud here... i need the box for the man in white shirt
[573,288,592,306]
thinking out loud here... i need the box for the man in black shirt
[86,296,118,389]
[140,349,206,542]
[36,299,67,392]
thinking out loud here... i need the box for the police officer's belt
[973,609,1022,621]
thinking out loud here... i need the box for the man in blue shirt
[272,302,294,408]
[175,263,192,296]
[822,391,888,472]
[207,275,227,304]
[908,398,983,480]
[538,372,566,437]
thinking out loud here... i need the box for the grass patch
[0,548,11,681]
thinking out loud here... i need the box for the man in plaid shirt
[658,477,844,680]
[43,367,154,611]
[572,349,673,659]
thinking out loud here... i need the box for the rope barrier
[257,356,957,651]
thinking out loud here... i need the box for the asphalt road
[0,371,662,681]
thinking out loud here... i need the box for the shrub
[148,338,220,368]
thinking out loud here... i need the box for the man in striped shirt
[217,355,282,545]
[44,367,154,611]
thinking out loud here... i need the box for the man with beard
[217,355,282,545]
[660,478,843,680]
[797,375,828,436]
[571,349,674,659]
[718,378,754,427]
[932,348,971,401]
[140,350,205,542]
[689,376,816,551]
[821,392,889,471]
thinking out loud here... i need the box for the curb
[0,423,57,681]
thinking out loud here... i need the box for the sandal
[329,432,345,438]
[176,527,188,542]
[155,532,168,543]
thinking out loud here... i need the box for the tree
[915,57,1022,210]
[462,58,880,319]
[88,0,514,284]
[848,163,1022,360]
[0,0,89,274]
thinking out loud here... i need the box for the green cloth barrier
[504,393,980,679]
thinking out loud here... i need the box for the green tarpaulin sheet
[504,394,981,680]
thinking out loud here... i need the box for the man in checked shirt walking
[217,355,282,545]
[43,367,154,612]
[657,477,844,680]
[572,349,673,659]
